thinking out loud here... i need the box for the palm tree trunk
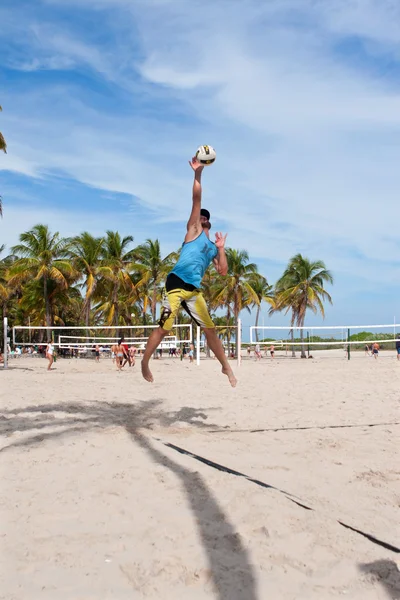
[152,283,157,324]
[300,316,306,358]
[290,309,296,357]
[255,305,260,342]
[112,282,119,327]
[44,274,51,329]
[234,288,239,358]
[85,300,90,328]
[226,306,231,357]
[1,302,5,348]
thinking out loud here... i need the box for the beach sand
[1,352,399,599]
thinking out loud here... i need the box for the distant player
[115,341,125,372]
[141,156,236,387]
[188,344,194,363]
[45,340,54,371]
[129,346,136,366]
[372,342,380,359]
[120,337,130,367]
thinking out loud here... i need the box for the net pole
[237,318,242,368]
[3,317,8,369]
[196,326,200,366]
[348,328,351,361]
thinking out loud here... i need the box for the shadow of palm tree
[0,399,221,442]
[359,560,400,599]
[129,428,258,600]
[1,399,259,599]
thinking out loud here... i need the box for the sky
[1,0,400,332]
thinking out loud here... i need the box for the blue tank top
[171,231,218,288]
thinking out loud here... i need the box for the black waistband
[166,273,197,292]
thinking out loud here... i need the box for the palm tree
[267,292,297,356]
[96,231,135,327]
[275,254,333,357]
[18,278,82,328]
[214,249,259,324]
[9,225,75,328]
[213,314,236,355]
[249,274,273,342]
[133,239,177,324]
[70,232,104,327]
[0,245,17,323]
[212,249,259,357]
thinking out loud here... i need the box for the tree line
[1,224,333,357]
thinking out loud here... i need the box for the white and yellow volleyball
[196,145,216,166]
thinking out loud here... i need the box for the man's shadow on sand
[1,399,258,600]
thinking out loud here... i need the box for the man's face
[200,215,211,230]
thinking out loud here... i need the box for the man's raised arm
[186,157,204,232]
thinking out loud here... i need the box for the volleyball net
[7,320,399,366]
[249,323,400,358]
[12,324,192,352]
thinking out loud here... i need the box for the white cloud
[1,0,400,306]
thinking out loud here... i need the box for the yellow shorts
[158,287,215,331]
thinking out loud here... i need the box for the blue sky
[1,0,400,331]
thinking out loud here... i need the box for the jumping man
[141,157,237,387]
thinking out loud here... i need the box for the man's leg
[203,328,237,387]
[182,292,237,387]
[141,327,169,382]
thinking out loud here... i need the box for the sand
[1,352,399,599]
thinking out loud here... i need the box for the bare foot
[141,360,154,383]
[222,367,237,388]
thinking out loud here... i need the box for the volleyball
[196,145,216,166]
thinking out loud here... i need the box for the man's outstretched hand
[189,156,204,173]
[215,232,227,248]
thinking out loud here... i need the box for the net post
[307,331,310,357]
[196,326,201,366]
[348,328,351,360]
[237,318,242,368]
[3,317,8,369]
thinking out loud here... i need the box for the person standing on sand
[141,156,236,387]
[45,340,54,371]
[95,344,100,363]
[115,341,125,372]
[129,346,136,366]
[120,337,131,367]
[188,344,194,363]
[270,344,275,359]
[396,337,400,361]
[372,342,380,359]
[111,343,117,364]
